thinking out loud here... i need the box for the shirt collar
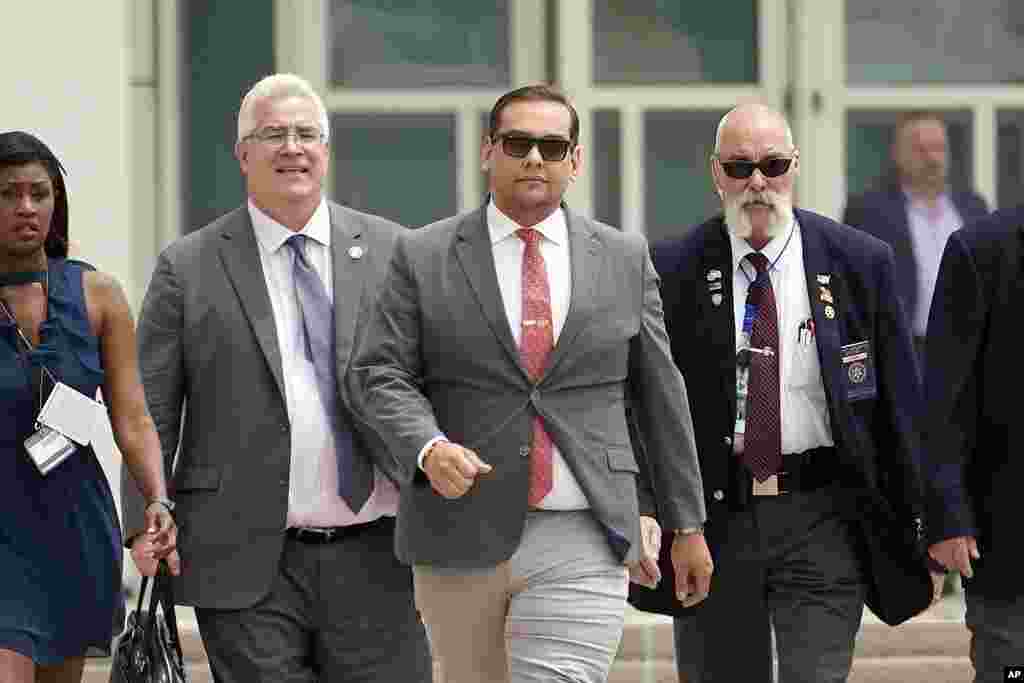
[248,198,331,254]
[486,199,567,247]
[728,212,798,278]
[903,190,952,214]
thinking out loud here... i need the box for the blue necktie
[285,234,372,512]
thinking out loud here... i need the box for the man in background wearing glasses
[349,84,711,683]
[647,103,929,681]
[122,73,431,682]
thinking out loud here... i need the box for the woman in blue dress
[0,131,180,682]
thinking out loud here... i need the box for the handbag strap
[154,563,185,661]
[135,561,185,662]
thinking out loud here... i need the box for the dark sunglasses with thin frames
[717,156,794,180]
[494,134,573,162]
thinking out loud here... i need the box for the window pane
[644,111,725,244]
[998,111,1024,210]
[328,1,510,88]
[847,1,1024,83]
[593,1,757,84]
[845,110,973,200]
[592,110,621,228]
[330,114,456,228]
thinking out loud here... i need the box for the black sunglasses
[494,134,573,162]
[718,157,794,179]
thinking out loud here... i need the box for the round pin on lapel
[348,245,364,260]
[825,304,835,319]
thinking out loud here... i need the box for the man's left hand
[628,515,662,588]
[671,531,713,607]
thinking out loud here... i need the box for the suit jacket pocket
[173,465,222,492]
[607,448,639,473]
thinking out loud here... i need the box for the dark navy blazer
[924,205,1024,599]
[842,186,989,330]
[649,209,929,626]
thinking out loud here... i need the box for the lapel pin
[824,304,835,319]
[819,287,834,304]
[817,273,831,285]
[348,245,364,260]
[712,293,723,307]
[707,269,722,281]
[708,281,723,292]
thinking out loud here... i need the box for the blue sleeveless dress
[0,259,123,663]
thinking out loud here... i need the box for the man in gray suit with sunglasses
[350,84,711,683]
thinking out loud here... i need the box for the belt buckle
[753,474,780,496]
[318,527,337,542]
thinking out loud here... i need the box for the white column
[973,104,997,209]
[8,1,134,291]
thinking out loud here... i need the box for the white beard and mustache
[722,189,793,241]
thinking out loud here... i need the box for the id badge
[24,424,78,475]
[840,340,877,401]
[36,381,99,446]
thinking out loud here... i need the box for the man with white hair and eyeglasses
[641,103,934,682]
[122,73,431,682]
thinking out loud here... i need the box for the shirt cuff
[417,436,448,471]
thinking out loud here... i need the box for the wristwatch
[147,497,176,514]
[674,526,704,536]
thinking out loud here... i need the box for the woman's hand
[130,502,181,577]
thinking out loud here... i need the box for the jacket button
[723,435,732,446]
[713,490,725,501]
[279,478,288,487]
[281,423,290,433]
[520,445,530,457]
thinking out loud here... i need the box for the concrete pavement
[84,585,971,682]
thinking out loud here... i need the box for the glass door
[795,0,1024,219]
[275,0,792,240]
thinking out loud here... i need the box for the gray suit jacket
[349,204,705,568]
[122,201,404,609]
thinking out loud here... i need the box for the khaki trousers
[414,510,629,683]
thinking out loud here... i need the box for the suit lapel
[217,211,287,404]
[797,210,846,430]
[454,207,527,376]
[700,218,739,421]
[328,204,366,376]
[544,208,602,377]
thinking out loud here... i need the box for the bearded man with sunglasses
[645,104,930,682]
[350,84,710,683]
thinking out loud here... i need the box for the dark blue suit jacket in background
[842,186,989,329]
[924,205,1024,600]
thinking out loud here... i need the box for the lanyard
[0,269,59,418]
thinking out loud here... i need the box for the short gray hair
[236,73,330,143]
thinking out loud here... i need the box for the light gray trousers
[414,509,629,683]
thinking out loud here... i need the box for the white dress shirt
[905,192,964,337]
[729,218,834,455]
[248,200,398,528]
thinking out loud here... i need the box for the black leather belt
[753,446,836,497]
[286,516,393,544]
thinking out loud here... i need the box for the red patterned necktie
[742,252,782,481]
[517,228,554,505]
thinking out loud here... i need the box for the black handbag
[110,562,188,683]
